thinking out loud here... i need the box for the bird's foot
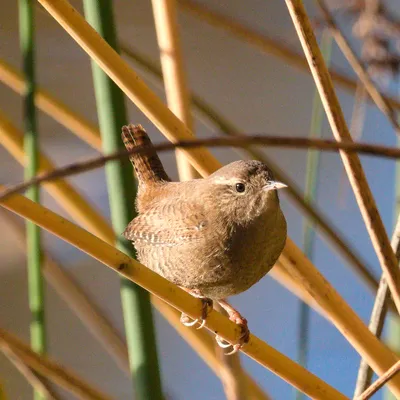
[180,289,213,330]
[215,300,250,355]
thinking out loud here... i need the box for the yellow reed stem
[151,0,199,180]
[0,191,347,400]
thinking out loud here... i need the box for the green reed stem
[19,1,46,399]
[83,1,163,399]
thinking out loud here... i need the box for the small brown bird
[121,124,287,353]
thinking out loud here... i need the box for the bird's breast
[220,208,287,293]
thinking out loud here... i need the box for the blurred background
[0,0,399,398]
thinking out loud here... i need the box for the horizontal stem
[1,134,400,202]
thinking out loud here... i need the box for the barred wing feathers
[123,205,208,246]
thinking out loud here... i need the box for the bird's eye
[235,183,246,193]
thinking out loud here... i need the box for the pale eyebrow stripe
[212,177,245,185]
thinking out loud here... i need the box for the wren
[121,124,287,353]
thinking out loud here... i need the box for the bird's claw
[180,314,199,327]
[215,314,250,355]
[215,335,232,348]
[180,298,213,329]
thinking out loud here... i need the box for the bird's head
[207,160,287,224]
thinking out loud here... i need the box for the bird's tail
[121,124,170,186]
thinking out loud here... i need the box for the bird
[121,124,287,354]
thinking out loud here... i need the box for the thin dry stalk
[355,360,400,400]
[284,0,400,314]
[177,0,400,112]
[4,134,400,203]
[316,0,400,134]
[151,0,199,181]
[353,215,400,396]
[353,275,389,396]
[0,328,111,400]
[2,347,61,400]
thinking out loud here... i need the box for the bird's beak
[263,180,288,191]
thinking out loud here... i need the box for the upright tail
[121,124,170,186]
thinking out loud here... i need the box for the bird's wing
[122,203,208,246]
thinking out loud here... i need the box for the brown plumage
[121,124,287,352]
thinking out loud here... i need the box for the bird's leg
[215,299,250,355]
[179,288,213,330]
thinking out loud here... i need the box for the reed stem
[83,1,163,398]
[296,29,333,400]
[18,1,46,399]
